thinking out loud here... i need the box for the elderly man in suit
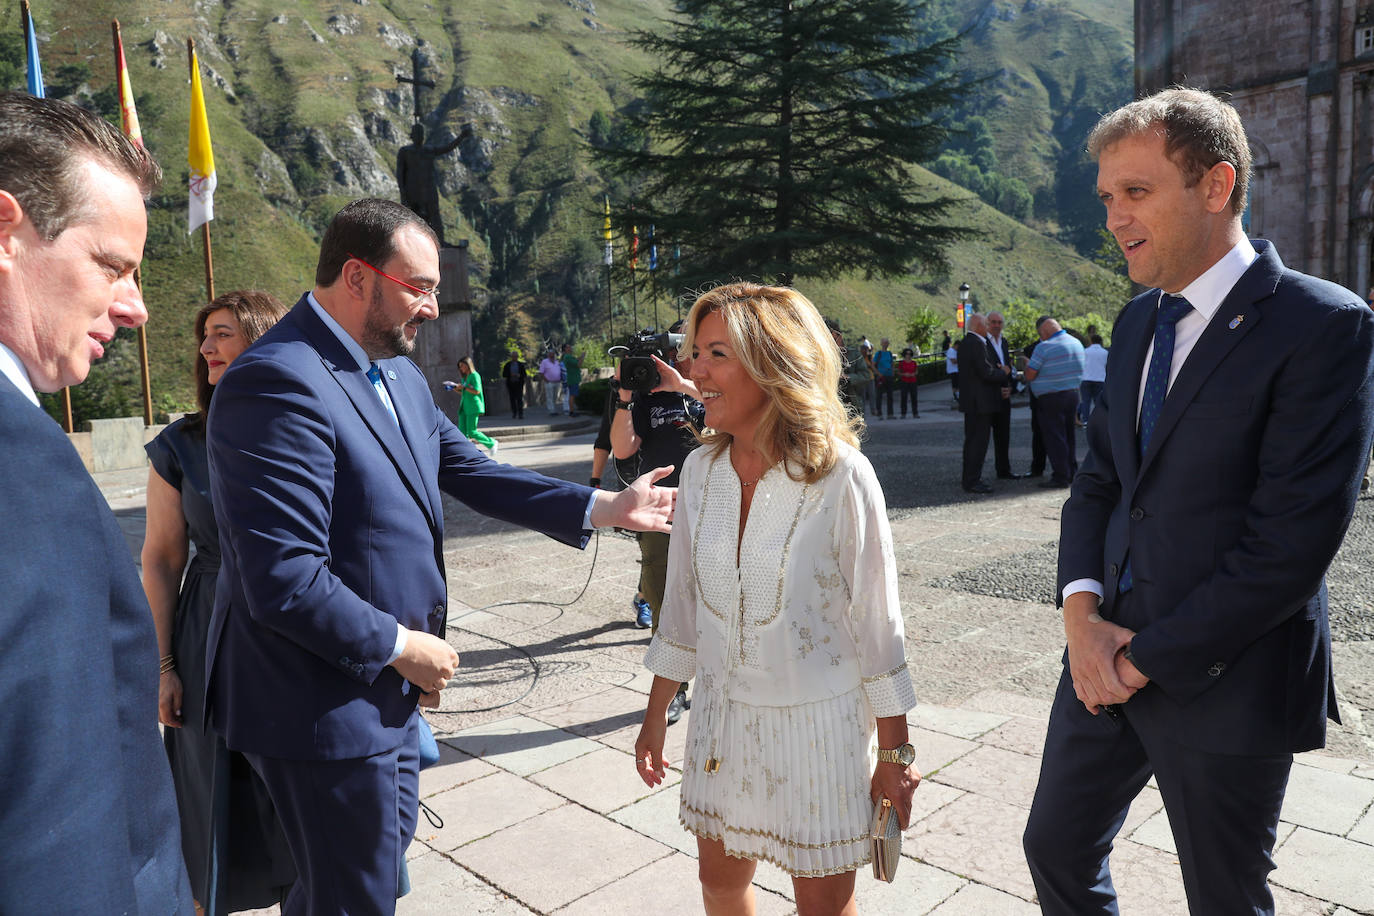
[1022,88,1374,914]
[958,313,1011,494]
[206,198,674,915]
[0,92,193,913]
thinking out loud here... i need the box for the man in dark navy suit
[0,93,193,913]
[1023,89,1374,914]
[206,198,673,915]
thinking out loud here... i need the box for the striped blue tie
[1120,293,1192,593]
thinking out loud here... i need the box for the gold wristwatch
[876,743,915,766]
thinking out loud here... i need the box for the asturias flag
[114,23,143,147]
[187,48,216,232]
[22,1,44,97]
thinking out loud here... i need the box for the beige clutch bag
[870,797,901,882]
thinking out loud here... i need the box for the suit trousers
[1027,392,1046,474]
[247,714,420,916]
[961,409,993,488]
[1024,660,1292,915]
[991,401,1012,476]
[1036,389,1079,484]
[505,380,524,418]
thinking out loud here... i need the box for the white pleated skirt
[678,683,877,877]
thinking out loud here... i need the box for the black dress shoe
[666,687,689,725]
[1038,479,1070,489]
[996,472,1026,480]
[963,481,994,494]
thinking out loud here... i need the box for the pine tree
[594,0,977,289]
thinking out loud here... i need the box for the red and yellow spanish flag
[187,47,216,232]
[112,21,142,147]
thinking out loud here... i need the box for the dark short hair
[1087,87,1251,217]
[1035,315,1052,330]
[192,290,289,427]
[0,91,161,240]
[315,198,438,286]
[1091,334,1103,344]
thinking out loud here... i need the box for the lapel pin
[388,370,398,380]
[1228,315,1245,330]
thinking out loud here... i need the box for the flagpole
[188,38,215,303]
[112,20,153,426]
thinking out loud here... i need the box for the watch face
[897,744,915,766]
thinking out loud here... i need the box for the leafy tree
[595,0,979,289]
[903,305,945,353]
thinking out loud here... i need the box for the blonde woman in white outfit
[635,283,921,916]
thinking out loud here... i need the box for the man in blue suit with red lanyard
[206,198,674,915]
[0,93,193,913]
[1023,88,1374,914]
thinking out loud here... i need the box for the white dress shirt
[0,341,39,406]
[1064,238,1258,605]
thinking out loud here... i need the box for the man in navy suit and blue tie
[0,93,193,913]
[205,198,674,915]
[1023,89,1374,914]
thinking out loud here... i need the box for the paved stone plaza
[100,391,1374,915]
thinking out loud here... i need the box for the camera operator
[611,324,703,725]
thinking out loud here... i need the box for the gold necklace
[738,464,773,487]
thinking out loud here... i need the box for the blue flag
[648,224,658,272]
[22,2,44,98]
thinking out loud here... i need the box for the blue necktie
[1119,294,1192,593]
[366,362,400,427]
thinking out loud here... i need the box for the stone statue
[396,122,469,245]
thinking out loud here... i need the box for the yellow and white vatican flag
[187,46,216,233]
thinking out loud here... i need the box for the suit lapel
[295,301,438,531]
[384,358,443,528]
[1136,245,1281,478]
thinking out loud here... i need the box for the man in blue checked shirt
[1022,316,1085,488]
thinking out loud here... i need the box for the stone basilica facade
[1135,1,1374,294]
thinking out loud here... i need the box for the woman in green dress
[449,356,497,454]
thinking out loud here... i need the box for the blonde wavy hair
[685,282,861,484]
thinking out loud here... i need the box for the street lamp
[957,282,970,330]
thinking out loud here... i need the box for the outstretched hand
[590,465,676,533]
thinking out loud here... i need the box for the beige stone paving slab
[979,715,1050,758]
[553,852,796,916]
[612,788,697,857]
[928,744,1042,810]
[1349,805,1374,846]
[852,860,967,914]
[1127,808,1176,854]
[1105,839,1189,914]
[907,781,966,827]
[452,804,673,913]
[905,790,1035,899]
[923,883,1039,915]
[530,744,680,814]
[1281,762,1374,835]
[963,689,1054,720]
[1270,885,1343,915]
[909,725,978,776]
[416,770,566,852]
[396,851,535,915]
[910,704,1011,740]
[529,685,649,738]
[418,740,501,798]
[1120,784,1165,837]
[1272,826,1374,911]
[447,714,604,776]
[1354,764,1374,780]
[1298,750,1365,775]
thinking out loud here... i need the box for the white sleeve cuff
[1062,579,1104,604]
[583,492,598,530]
[386,623,408,666]
[862,663,918,718]
[644,633,696,683]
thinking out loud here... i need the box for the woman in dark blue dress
[142,290,293,915]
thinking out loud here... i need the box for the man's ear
[0,190,27,261]
[1203,160,1238,215]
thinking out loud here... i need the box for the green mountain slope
[8,0,1129,421]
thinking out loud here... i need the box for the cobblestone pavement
[101,389,1374,915]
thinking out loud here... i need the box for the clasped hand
[1063,594,1148,714]
[391,629,459,708]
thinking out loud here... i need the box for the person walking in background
[142,291,295,916]
[1022,317,1084,488]
[1078,334,1108,425]
[0,91,194,914]
[873,337,896,419]
[958,313,1011,494]
[986,311,1023,480]
[447,357,497,457]
[897,346,921,418]
[1024,88,1374,916]
[539,349,562,414]
[943,331,960,408]
[636,282,919,916]
[501,350,526,419]
[561,343,582,415]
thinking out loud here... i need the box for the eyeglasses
[347,252,440,299]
